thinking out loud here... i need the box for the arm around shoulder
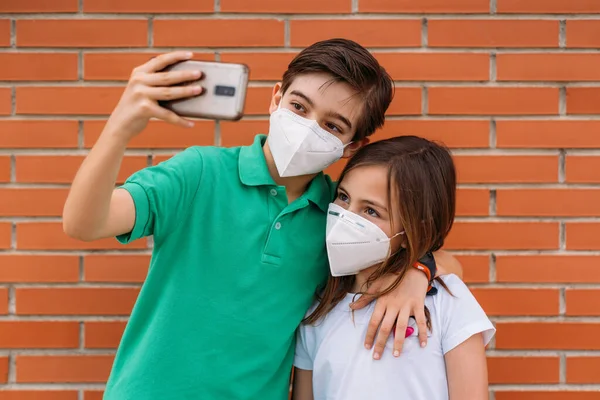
[433,250,463,279]
[292,368,314,400]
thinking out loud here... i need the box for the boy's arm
[434,250,463,279]
[446,334,489,400]
[292,368,314,400]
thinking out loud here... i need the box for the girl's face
[334,165,405,253]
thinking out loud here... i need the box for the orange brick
[454,155,558,183]
[84,255,150,283]
[497,255,600,283]
[0,121,78,148]
[0,356,7,384]
[0,322,79,348]
[15,223,146,250]
[16,288,139,316]
[153,155,177,165]
[84,0,212,12]
[567,223,600,250]
[244,87,276,116]
[290,20,421,48]
[0,188,68,217]
[16,355,113,383]
[84,393,103,400]
[456,255,489,283]
[16,20,147,48]
[386,88,422,116]
[85,321,127,348]
[566,290,600,316]
[16,87,123,115]
[499,0,600,13]
[456,189,489,216]
[0,53,78,81]
[84,120,215,148]
[83,52,214,81]
[567,88,600,114]
[0,20,9,47]
[497,54,600,81]
[566,357,600,383]
[567,20,600,48]
[377,120,490,148]
[497,120,600,148]
[0,156,10,182]
[0,87,11,115]
[497,189,600,217]
[566,155,600,183]
[375,53,489,81]
[496,322,600,350]
[428,20,559,48]
[220,52,295,81]
[15,155,146,184]
[472,288,559,316]
[221,120,268,147]
[0,391,78,400]
[0,223,11,250]
[445,222,559,250]
[428,87,559,115]
[154,19,284,47]
[222,0,351,13]
[0,0,77,12]
[488,357,559,384]
[0,287,7,315]
[496,392,600,400]
[0,255,79,283]
[359,0,488,12]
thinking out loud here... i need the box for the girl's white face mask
[267,105,350,177]
[326,203,404,277]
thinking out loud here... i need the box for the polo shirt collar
[238,134,332,213]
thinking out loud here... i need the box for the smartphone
[159,60,249,121]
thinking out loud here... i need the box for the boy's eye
[325,122,341,133]
[337,192,349,203]
[292,102,305,112]
[366,207,379,218]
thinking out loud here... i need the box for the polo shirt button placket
[275,222,282,230]
[270,189,277,196]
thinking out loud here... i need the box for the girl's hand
[105,51,204,141]
[350,268,429,359]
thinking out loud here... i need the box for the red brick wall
[1,0,600,398]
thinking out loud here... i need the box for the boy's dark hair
[281,38,394,141]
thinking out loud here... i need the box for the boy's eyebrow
[289,90,353,130]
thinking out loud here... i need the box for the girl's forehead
[341,165,389,198]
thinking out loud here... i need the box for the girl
[293,136,495,400]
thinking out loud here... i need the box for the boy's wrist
[411,251,437,291]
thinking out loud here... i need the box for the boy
[63,39,459,399]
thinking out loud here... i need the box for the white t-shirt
[294,274,495,400]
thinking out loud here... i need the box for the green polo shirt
[103,135,333,399]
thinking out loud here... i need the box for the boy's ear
[269,82,283,115]
[342,137,369,158]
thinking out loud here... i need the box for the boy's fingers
[393,307,410,357]
[414,307,428,348]
[147,85,204,101]
[136,51,194,74]
[372,311,396,360]
[363,303,385,350]
[142,70,203,87]
[152,104,194,128]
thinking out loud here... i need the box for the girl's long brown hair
[304,135,457,326]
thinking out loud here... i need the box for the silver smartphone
[159,60,249,121]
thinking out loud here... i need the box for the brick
[377,120,490,148]
[85,321,127,348]
[375,53,489,81]
[567,88,600,114]
[0,87,11,115]
[15,155,146,184]
[445,222,559,250]
[0,223,11,250]
[15,223,146,250]
[84,393,103,400]
[0,188,68,217]
[566,357,600,383]
[488,357,559,384]
[0,121,78,148]
[496,322,600,350]
[386,88,422,116]
[472,288,559,316]
[0,255,79,283]
[16,355,113,383]
[0,321,79,348]
[497,255,600,283]
[566,155,600,183]
[0,53,77,81]
[496,392,600,400]
[222,0,351,13]
[84,120,215,148]
[0,288,7,314]
[428,87,559,115]
[221,120,268,147]
[455,189,489,216]
[16,87,123,116]
[244,87,276,116]
[0,356,7,384]
[567,20,600,48]
[85,0,212,12]
[497,120,600,148]
[498,54,600,81]
[456,255,489,283]
[290,20,421,48]
[0,392,78,400]
[0,20,8,47]
[153,155,176,165]
[154,19,284,47]
[499,0,600,13]
[567,223,600,250]
[84,255,150,283]
[16,288,139,315]
[83,52,214,81]
[359,0,488,12]
[497,189,600,217]
[17,20,147,48]
[0,0,77,12]
[220,52,295,81]
[566,290,600,316]
[454,155,558,183]
[0,156,10,182]
[428,20,559,48]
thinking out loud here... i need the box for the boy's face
[269,73,368,158]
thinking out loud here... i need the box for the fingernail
[364,344,371,350]
[192,86,203,94]
[192,70,201,77]
[185,52,193,58]
[187,121,194,128]
[421,342,426,348]
[373,352,380,360]
[393,350,400,357]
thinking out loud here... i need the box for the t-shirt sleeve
[437,275,496,355]
[116,146,203,244]
[294,322,316,371]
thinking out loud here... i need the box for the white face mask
[326,203,404,277]
[267,105,349,177]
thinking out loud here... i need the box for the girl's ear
[342,138,369,158]
[269,82,283,115]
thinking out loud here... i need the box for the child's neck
[351,265,378,293]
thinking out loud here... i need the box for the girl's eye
[337,192,349,203]
[292,102,305,112]
[325,122,341,133]
[366,207,379,218]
